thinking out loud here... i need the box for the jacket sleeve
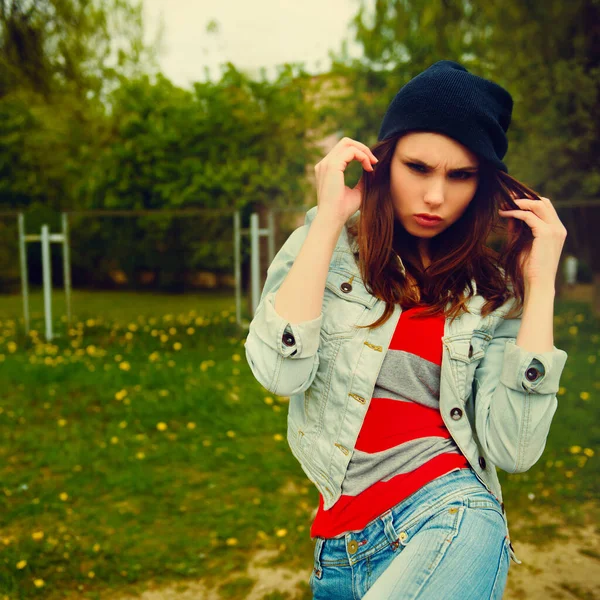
[243,224,324,397]
[474,315,569,474]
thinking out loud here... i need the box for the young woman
[244,60,569,599]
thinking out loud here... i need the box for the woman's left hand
[498,196,568,288]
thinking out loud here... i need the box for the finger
[498,209,542,227]
[337,147,373,172]
[339,137,378,163]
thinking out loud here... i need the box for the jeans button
[347,540,358,554]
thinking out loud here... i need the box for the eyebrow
[402,156,479,172]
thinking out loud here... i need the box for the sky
[142,0,365,87]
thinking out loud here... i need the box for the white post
[18,213,30,334]
[62,213,72,327]
[41,225,53,341]
[267,209,275,266]
[250,213,260,315]
[234,211,242,327]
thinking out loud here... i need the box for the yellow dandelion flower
[115,389,128,401]
[186,327,195,335]
[569,446,582,454]
[167,359,175,367]
[275,528,288,537]
[588,355,597,364]
[577,456,588,468]
[226,430,236,438]
[568,325,578,335]
[16,559,27,569]
[558,386,566,395]
[149,351,160,362]
[59,492,69,501]
[156,422,168,431]
[119,361,131,371]
[58,419,67,427]
[264,397,274,405]
[33,579,45,588]
[226,537,238,546]
[232,354,241,362]
[555,460,564,468]
[86,319,95,327]
[273,434,284,442]
[169,327,177,335]
[273,405,281,412]
[565,470,574,478]
[160,334,169,343]
[119,421,128,428]
[128,323,138,332]
[257,531,269,540]
[125,332,133,340]
[32,531,44,541]
[187,422,196,430]
[583,448,594,457]
[7,341,17,353]
[88,571,95,578]
[136,452,145,460]
[110,437,119,444]
[173,342,182,351]
[580,391,590,400]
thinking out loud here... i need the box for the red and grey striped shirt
[310,305,469,539]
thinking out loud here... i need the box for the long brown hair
[349,133,539,330]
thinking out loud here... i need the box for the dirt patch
[107,504,600,600]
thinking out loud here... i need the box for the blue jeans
[309,468,509,599]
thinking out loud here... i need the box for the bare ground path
[105,504,600,600]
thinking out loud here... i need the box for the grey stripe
[342,436,461,497]
[373,349,440,409]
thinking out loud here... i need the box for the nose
[423,179,445,208]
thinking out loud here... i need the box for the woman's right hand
[314,137,379,226]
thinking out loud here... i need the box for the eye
[407,162,427,173]
[450,171,475,180]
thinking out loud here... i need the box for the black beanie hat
[377,60,514,173]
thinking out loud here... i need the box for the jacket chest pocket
[320,270,377,340]
[443,329,493,400]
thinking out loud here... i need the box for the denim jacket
[244,205,569,566]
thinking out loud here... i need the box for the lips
[415,214,442,221]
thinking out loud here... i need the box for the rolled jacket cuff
[255,290,323,358]
[500,338,568,395]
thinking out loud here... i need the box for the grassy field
[0,288,598,599]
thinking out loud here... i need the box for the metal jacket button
[479,456,487,469]
[341,282,353,293]
[450,407,463,420]
[282,332,296,347]
[348,540,358,554]
[525,367,541,381]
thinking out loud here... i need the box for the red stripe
[389,307,445,365]
[310,455,470,539]
[356,398,450,453]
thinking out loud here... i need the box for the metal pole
[41,225,53,341]
[234,211,242,327]
[250,213,260,315]
[267,209,275,265]
[18,213,30,334]
[62,212,72,327]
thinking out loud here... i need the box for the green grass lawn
[0,289,597,599]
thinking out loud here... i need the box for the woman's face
[389,131,480,249]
